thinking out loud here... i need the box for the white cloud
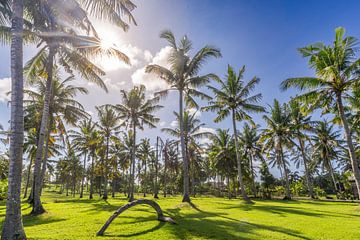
[0,78,11,102]
[187,108,201,118]
[198,127,216,145]
[131,46,172,92]
[170,120,178,128]
[159,121,166,127]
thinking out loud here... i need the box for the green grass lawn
[1,191,360,240]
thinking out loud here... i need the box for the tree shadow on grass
[22,215,66,227]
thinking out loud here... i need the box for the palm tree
[260,99,294,200]
[146,30,221,202]
[288,99,316,198]
[280,27,360,196]
[203,65,264,202]
[311,120,343,193]
[137,138,153,197]
[96,105,122,199]
[1,0,27,237]
[69,118,97,198]
[239,123,263,198]
[208,129,237,199]
[114,85,162,201]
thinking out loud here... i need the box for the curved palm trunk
[39,127,51,195]
[80,152,87,198]
[129,124,136,202]
[298,137,314,198]
[1,0,27,237]
[24,156,33,199]
[179,90,190,202]
[32,46,56,215]
[337,95,360,198]
[232,109,250,202]
[280,146,291,200]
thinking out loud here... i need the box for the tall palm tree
[114,85,162,201]
[1,0,26,237]
[137,138,153,197]
[239,123,263,198]
[281,27,360,196]
[208,129,237,199]
[96,105,122,199]
[146,30,221,202]
[203,65,264,202]
[311,120,343,193]
[288,99,317,198]
[260,99,294,200]
[69,118,97,198]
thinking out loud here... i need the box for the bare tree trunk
[336,95,360,198]
[298,136,314,198]
[163,146,167,197]
[129,124,136,202]
[103,136,110,200]
[89,152,95,199]
[232,109,250,202]
[1,0,27,237]
[80,152,87,198]
[39,127,51,195]
[328,160,338,194]
[143,158,147,197]
[32,45,56,215]
[179,90,190,202]
[280,146,291,200]
[249,154,257,198]
[227,176,231,199]
[154,137,159,198]
[23,157,33,199]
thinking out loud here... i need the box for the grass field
[1,191,360,239]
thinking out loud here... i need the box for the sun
[98,29,121,50]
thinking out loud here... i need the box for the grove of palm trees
[0,1,360,239]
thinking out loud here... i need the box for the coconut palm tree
[137,138,153,197]
[114,85,162,201]
[280,27,360,196]
[288,99,317,198]
[260,99,294,200]
[69,118,97,198]
[208,129,237,199]
[239,123,263,198]
[1,0,26,237]
[311,120,343,193]
[146,30,221,202]
[96,105,122,200]
[203,65,264,202]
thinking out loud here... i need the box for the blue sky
[0,0,360,171]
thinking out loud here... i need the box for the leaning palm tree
[96,105,122,200]
[1,0,27,237]
[260,99,294,200]
[280,27,360,196]
[114,85,162,201]
[203,65,264,202]
[311,120,343,193]
[146,30,221,202]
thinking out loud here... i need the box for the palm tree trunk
[249,153,257,198]
[32,45,56,215]
[129,123,136,202]
[1,0,26,237]
[179,90,190,202]
[232,109,250,202]
[39,127,51,195]
[24,156,33,199]
[336,94,360,198]
[328,160,338,193]
[298,136,314,198]
[143,159,147,197]
[163,148,167,197]
[280,146,291,200]
[80,152,87,198]
[89,152,95,199]
[154,137,159,198]
[103,136,110,200]
[227,176,231,199]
